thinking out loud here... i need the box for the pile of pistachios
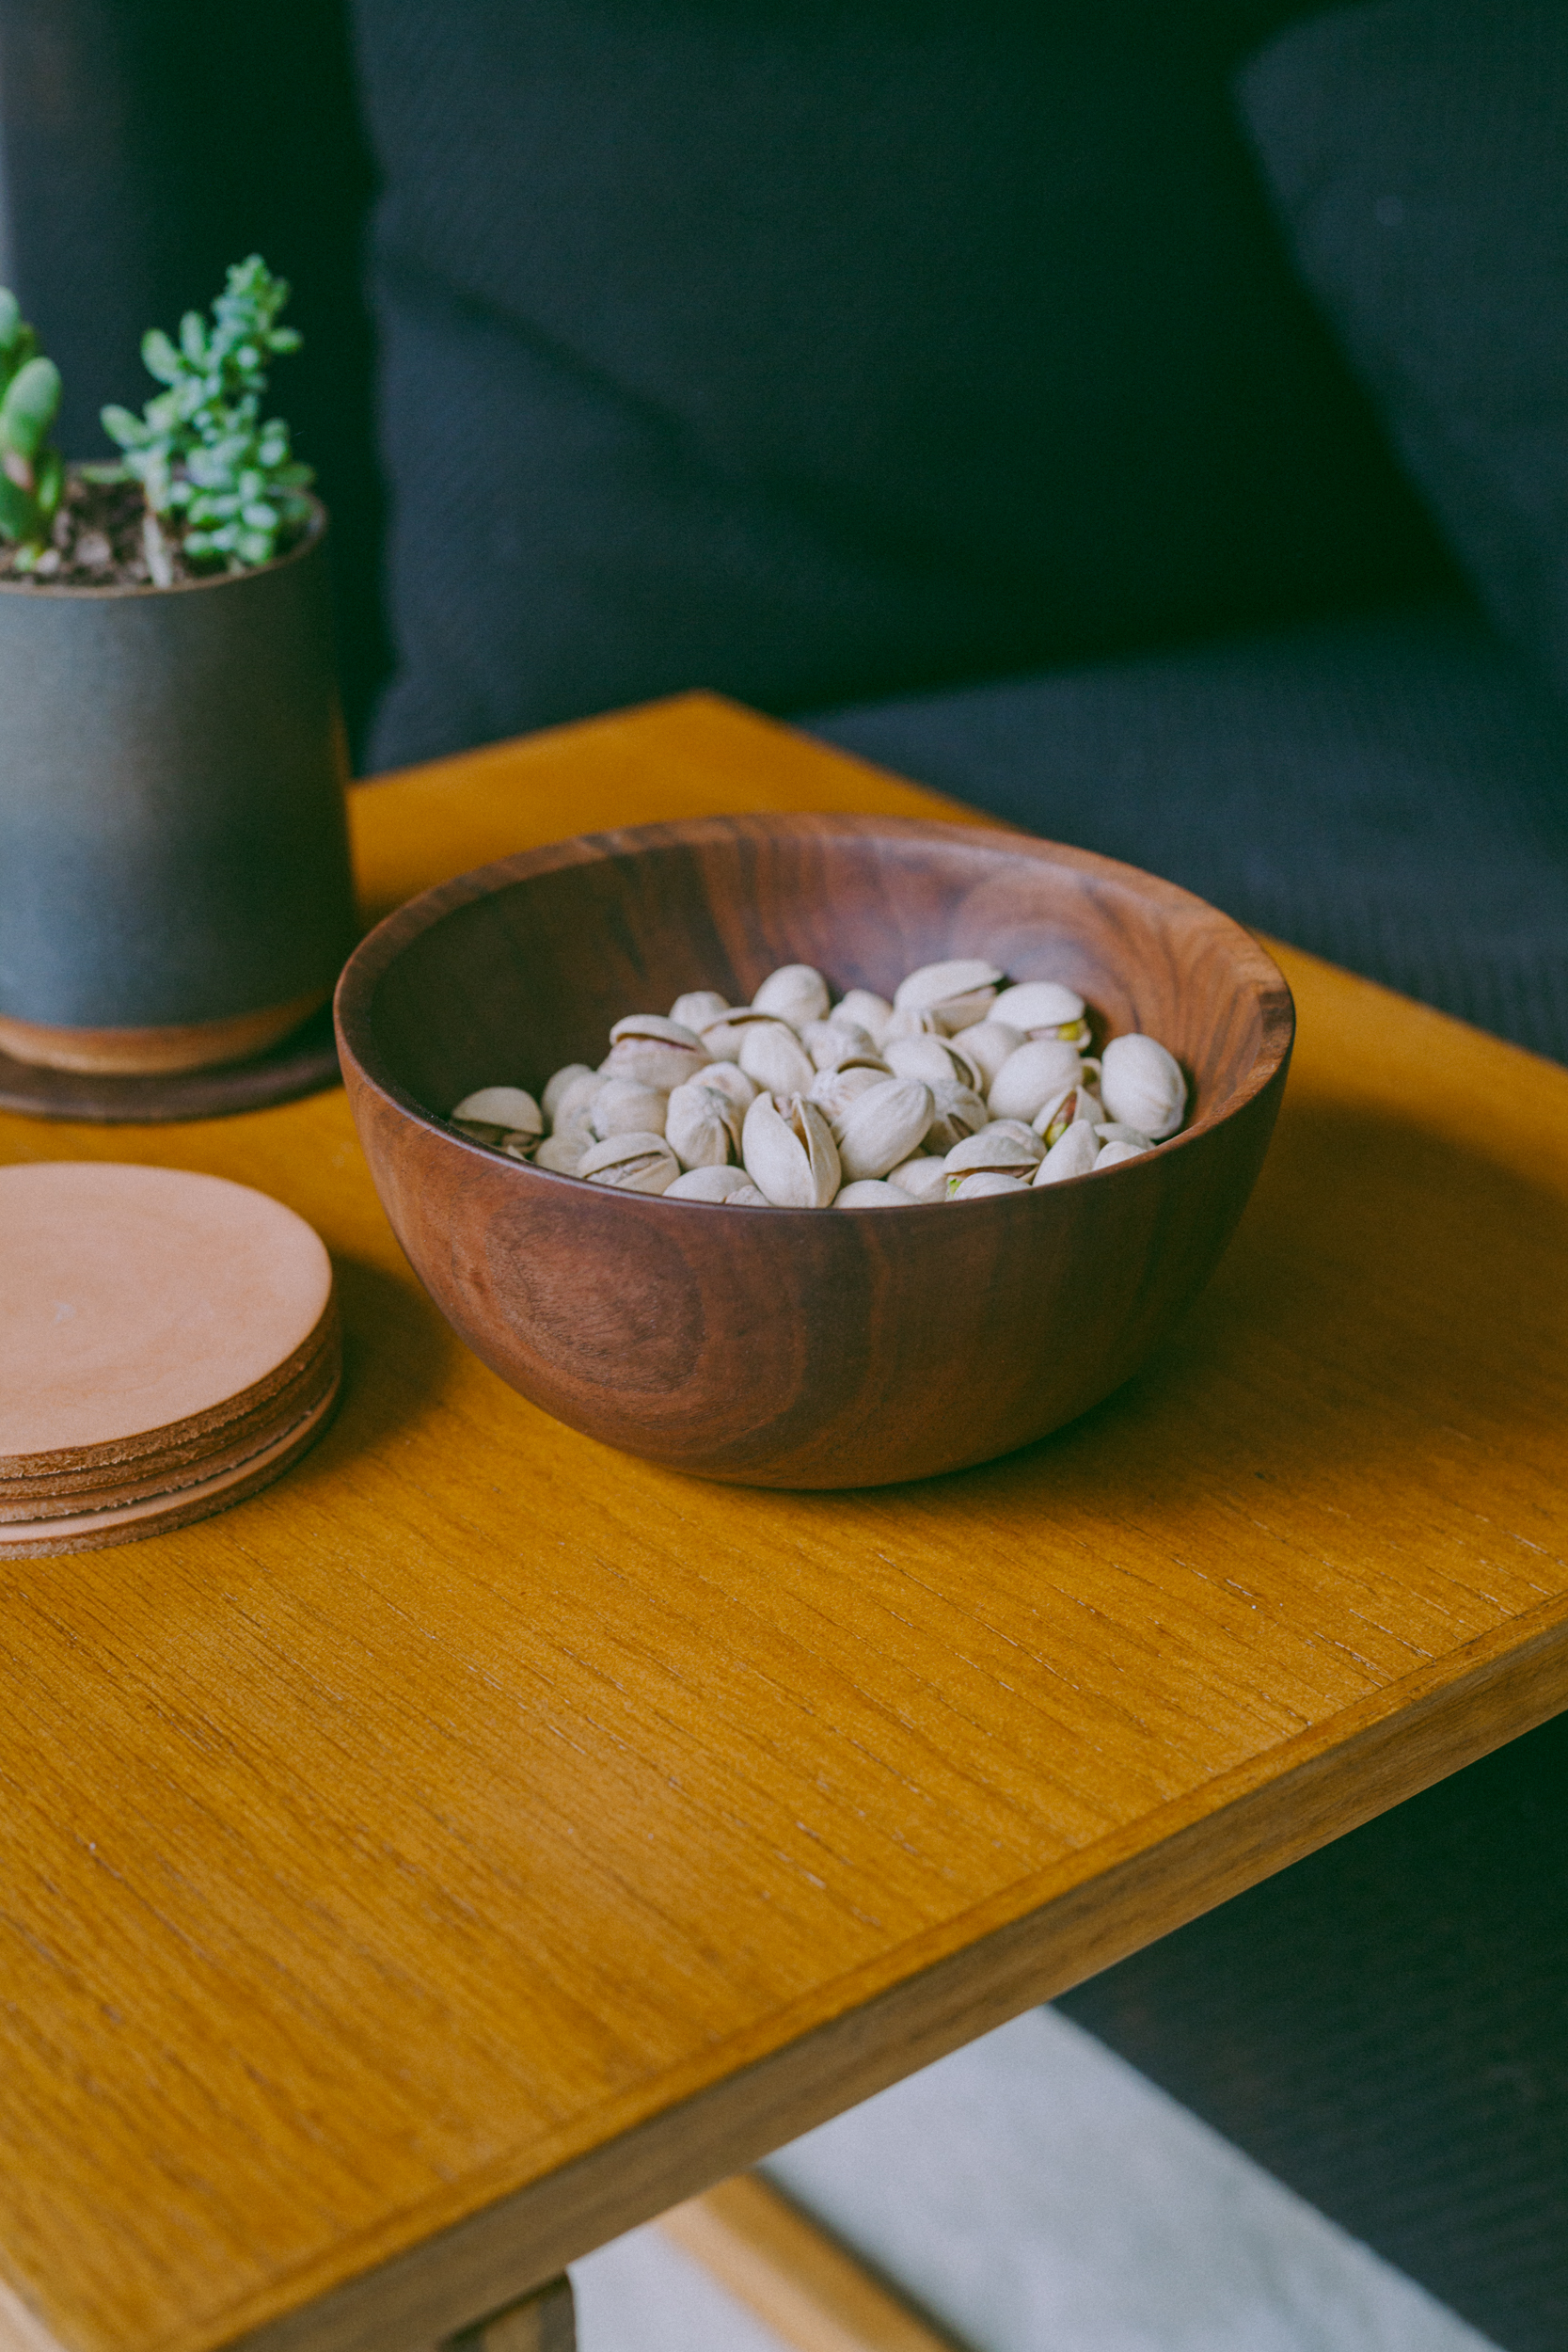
[447,959,1188,1206]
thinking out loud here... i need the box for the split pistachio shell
[1032,1083,1104,1146]
[590,1076,670,1139]
[834,988,894,1045]
[989,1039,1085,1122]
[540,1067,594,1124]
[812,1062,894,1125]
[752,962,830,1027]
[664,1165,753,1202]
[696,1007,775,1060]
[947,1021,1023,1091]
[534,1132,588,1175]
[742,1092,841,1208]
[1033,1120,1100,1184]
[804,1018,877,1071]
[991,980,1086,1037]
[894,958,1003,1032]
[1095,1137,1149,1169]
[885,1033,982,1091]
[604,1014,709,1089]
[887,1154,951,1203]
[738,1018,816,1096]
[698,1059,759,1116]
[948,1169,1030,1200]
[725,1183,772,1206]
[836,1078,934,1182]
[578,1131,681,1193]
[1095,1120,1152,1147]
[834,1179,912,1207]
[451,1084,543,1132]
[943,1128,1042,1176]
[669,989,731,1032]
[883,1004,942,1042]
[975,1118,1044,1155]
[665,1080,741,1169]
[1101,1034,1187,1138]
[923,1079,989,1152]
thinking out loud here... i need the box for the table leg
[445,2276,575,2352]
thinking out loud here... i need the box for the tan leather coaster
[0,1162,341,1549]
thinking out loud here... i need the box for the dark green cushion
[356,0,1450,765]
[1239,0,1568,711]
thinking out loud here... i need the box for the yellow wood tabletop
[3,694,1566,2352]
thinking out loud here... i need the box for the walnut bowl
[336,813,1292,1488]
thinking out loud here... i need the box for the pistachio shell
[974,1118,1043,1153]
[834,988,894,1045]
[947,1169,1030,1201]
[451,1085,543,1139]
[1100,1034,1188,1138]
[696,1007,778,1061]
[988,1039,1085,1122]
[738,1019,816,1096]
[663,1165,753,1202]
[804,1018,877,1071]
[883,1004,942,1042]
[724,1183,772,1206]
[549,1068,605,1130]
[1094,1120,1153,1147]
[894,958,1003,1030]
[886,1154,950,1203]
[943,1128,1042,1176]
[698,1059,759,1116]
[603,1014,709,1089]
[741,1092,841,1207]
[833,1180,912,1207]
[665,1080,741,1169]
[923,1079,989,1152]
[1031,1084,1104,1146]
[991,980,1085,1035]
[1094,1137,1149,1169]
[752,962,830,1027]
[589,1076,670,1139]
[669,989,731,1032]
[884,1033,982,1091]
[811,1062,893,1125]
[1032,1120,1100,1184]
[836,1078,934,1181]
[540,1065,594,1124]
[533,1131,588,1175]
[577,1130,681,1193]
[947,1021,1023,1090]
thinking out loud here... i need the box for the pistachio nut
[701,1005,796,1062]
[811,1062,894,1125]
[604,1014,710,1089]
[549,1067,605,1131]
[1100,1034,1187,1138]
[923,1079,989,1152]
[1095,1120,1152,1148]
[885,1033,983,1092]
[669,989,731,1032]
[589,1076,670,1139]
[664,1164,753,1202]
[724,1182,772,1206]
[804,1017,878,1072]
[943,1128,1042,1177]
[834,1179,912,1207]
[665,1079,742,1169]
[738,1017,816,1096]
[450,1085,544,1152]
[991,980,1089,1045]
[834,988,894,1045]
[698,1058,759,1116]
[752,962,830,1028]
[1032,1120,1099,1184]
[894,957,1004,1033]
[988,1039,1085,1122]
[578,1130,681,1193]
[883,1003,942,1042]
[975,1118,1044,1153]
[1095,1136,1149,1169]
[947,1020,1023,1091]
[836,1078,934,1182]
[947,1169,1030,1201]
[741,1091,841,1208]
[1032,1083,1104,1147]
[540,1066,595,1125]
[533,1131,589,1175]
[887,1154,951,1203]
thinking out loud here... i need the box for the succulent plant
[0,288,65,564]
[100,255,313,581]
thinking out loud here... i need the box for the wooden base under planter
[0,988,327,1075]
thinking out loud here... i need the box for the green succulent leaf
[0,288,20,354]
[1,357,62,458]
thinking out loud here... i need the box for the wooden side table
[3,694,1565,2352]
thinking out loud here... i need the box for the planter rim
[0,490,327,601]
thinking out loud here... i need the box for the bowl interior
[354,819,1280,1138]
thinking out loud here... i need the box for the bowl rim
[335,810,1295,1209]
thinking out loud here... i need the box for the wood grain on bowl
[336,816,1292,1487]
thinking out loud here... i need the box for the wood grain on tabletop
[2,691,1566,2352]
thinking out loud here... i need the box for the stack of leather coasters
[2,1161,340,1557]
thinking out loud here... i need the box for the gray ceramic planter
[0,501,357,1073]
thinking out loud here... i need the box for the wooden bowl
[336,814,1292,1488]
